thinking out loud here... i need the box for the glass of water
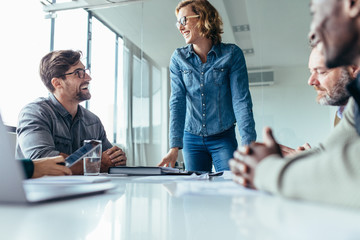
[83,140,102,176]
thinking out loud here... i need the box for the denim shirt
[15,93,113,159]
[169,43,256,149]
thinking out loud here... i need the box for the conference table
[0,172,359,240]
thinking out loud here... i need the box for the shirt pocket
[213,67,229,85]
[181,69,192,87]
[54,135,72,154]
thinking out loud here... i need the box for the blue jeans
[182,126,238,172]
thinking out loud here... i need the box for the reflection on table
[1,173,359,240]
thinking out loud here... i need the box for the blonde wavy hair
[176,0,224,45]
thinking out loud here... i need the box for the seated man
[230,0,360,208]
[16,50,127,174]
[281,44,359,156]
[21,156,72,179]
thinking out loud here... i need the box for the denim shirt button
[203,114,205,116]
[200,84,204,87]
[201,72,204,75]
[202,124,205,127]
[201,93,204,96]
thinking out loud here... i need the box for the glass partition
[88,17,117,143]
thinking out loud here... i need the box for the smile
[182,31,190,38]
[80,85,89,90]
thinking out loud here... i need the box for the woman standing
[158,0,256,172]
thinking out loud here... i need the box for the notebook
[108,166,183,175]
[108,166,224,176]
[0,115,116,204]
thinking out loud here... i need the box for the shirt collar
[337,105,347,119]
[186,44,195,59]
[48,93,83,119]
[208,43,221,57]
[185,43,221,59]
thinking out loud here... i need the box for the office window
[89,17,117,143]
[152,66,161,144]
[52,8,88,110]
[0,1,50,126]
[53,9,88,55]
[116,38,126,145]
[132,57,150,143]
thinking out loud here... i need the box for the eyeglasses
[59,69,90,79]
[176,15,199,28]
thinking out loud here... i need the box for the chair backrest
[7,132,17,156]
[0,116,27,203]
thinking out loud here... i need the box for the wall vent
[242,48,254,55]
[233,24,250,32]
[248,69,274,86]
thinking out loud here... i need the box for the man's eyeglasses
[59,69,90,79]
[176,15,199,28]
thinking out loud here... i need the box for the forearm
[255,139,360,208]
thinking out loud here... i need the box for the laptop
[0,115,116,204]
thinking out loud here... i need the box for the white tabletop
[1,173,360,240]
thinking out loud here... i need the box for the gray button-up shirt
[16,94,113,159]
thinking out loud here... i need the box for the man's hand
[158,148,179,168]
[296,143,311,151]
[230,127,282,189]
[59,152,84,175]
[100,146,127,172]
[32,156,72,178]
[280,142,311,157]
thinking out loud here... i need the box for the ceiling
[46,0,312,69]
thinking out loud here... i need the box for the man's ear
[349,65,360,78]
[347,0,360,18]
[51,77,62,91]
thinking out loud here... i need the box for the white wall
[237,65,337,149]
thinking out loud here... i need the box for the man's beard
[76,83,91,102]
[76,91,91,102]
[318,68,353,106]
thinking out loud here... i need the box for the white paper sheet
[23,175,111,184]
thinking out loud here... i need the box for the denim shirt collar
[48,93,83,120]
[186,43,222,59]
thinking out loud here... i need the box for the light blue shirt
[169,43,256,148]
